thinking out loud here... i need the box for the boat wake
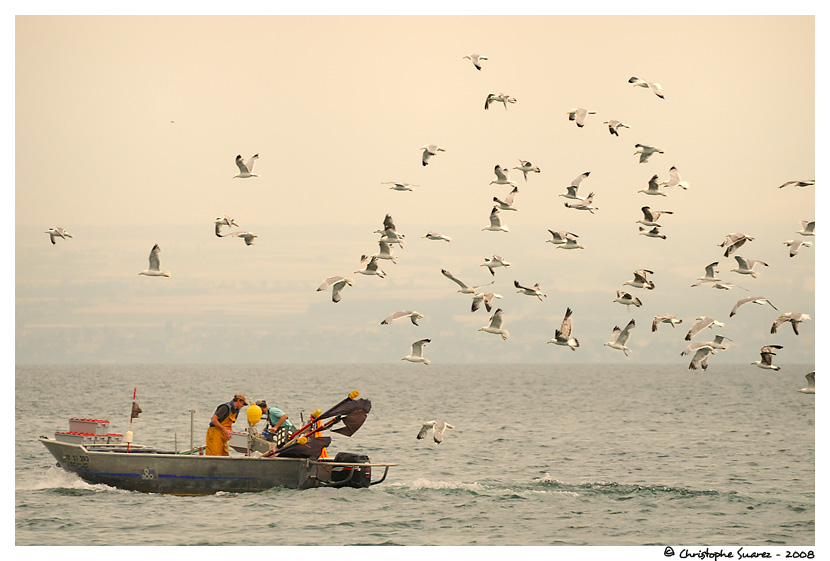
[16,466,124,494]
[532,473,726,498]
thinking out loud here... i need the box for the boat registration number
[63,453,90,471]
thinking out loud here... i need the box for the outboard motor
[331,452,371,488]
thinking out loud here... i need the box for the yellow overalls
[311,417,328,459]
[205,403,238,456]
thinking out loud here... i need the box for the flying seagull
[514,280,546,300]
[638,175,668,197]
[783,239,812,257]
[402,339,431,365]
[355,255,387,278]
[421,144,446,166]
[471,291,502,313]
[564,192,598,213]
[556,237,586,250]
[225,231,257,245]
[233,154,259,178]
[559,171,591,200]
[719,233,753,257]
[751,345,783,371]
[485,92,517,110]
[604,319,636,356]
[685,316,725,341]
[478,308,509,340]
[372,239,398,263]
[691,262,721,286]
[493,186,519,211]
[614,289,643,307]
[45,227,73,245]
[441,269,494,294]
[481,255,511,276]
[770,312,811,335]
[482,206,510,232]
[417,420,454,443]
[778,180,814,189]
[638,226,666,240]
[797,372,815,394]
[567,107,596,127]
[214,215,239,237]
[490,164,518,187]
[546,230,579,245]
[660,166,690,190]
[462,53,487,70]
[730,256,768,278]
[688,344,717,371]
[316,276,353,303]
[381,310,423,326]
[652,314,682,332]
[603,120,630,136]
[513,160,540,180]
[422,232,452,242]
[628,76,665,98]
[375,214,405,246]
[547,307,579,351]
[796,220,815,236]
[682,335,731,357]
[138,244,170,277]
[624,269,655,290]
[383,181,418,191]
[637,206,673,227]
[634,144,664,163]
[729,296,777,317]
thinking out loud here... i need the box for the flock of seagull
[41,51,815,433]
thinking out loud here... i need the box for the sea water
[15,363,815,546]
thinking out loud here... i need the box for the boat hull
[40,437,390,495]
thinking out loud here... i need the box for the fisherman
[308,410,329,459]
[205,393,247,456]
[255,399,297,446]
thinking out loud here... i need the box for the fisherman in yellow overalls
[309,412,329,459]
[205,394,247,456]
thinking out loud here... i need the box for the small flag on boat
[321,398,372,420]
[131,402,143,419]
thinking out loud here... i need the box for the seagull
[719,233,753,257]
[708,281,749,291]
[751,345,783,371]
[685,316,725,341]
[513,160,540,180]
[546,230,579,245]
[729,296,777,317]
[225,231,257,245]
[490,164,518,187]
[628,76,665,98]
[797,372,815,394]
[567,108,596,127]
[463,53,487,70]
[383,181,418,191]
[214,215,239,237]
[422,232,452,242]
[778,179,814,189]
[493,186,519,211]
[660,166,690,190]
[471,291,502,313]
[784,239,812,257]
[770,312,811,335]
[421,144,446,166]
[372,239,398,263]
[652,314,683,332]
[233,154,259,178]
[556,237,585,250]
[638,175,668,196]
[637,206,673,227]
[691,262,721,286]
[45,227,73,245]
[485,92,517,110]
[402,339,431,365]
[604,319,636,356]
[559,172,591,200]
[482,206,510,232]
[603,120,630,136]
[381,310,424,326]
[441,269,493,294]
[624,269,655,290]
[638,226,666,240]
[376,214,405,246]
[730,256,768,278]
[138,244,170,277]
[634,144,664,163]
[481,255,510,276]
[417,420,454,443]
[682,335,731,356]
[564,192,598,213]
[796,220,815,236]
[614,289,643,307]
[316,276,353,303]
[514,280,546,301]
[355,255,387,278]
[688,344,717,371]
[478,308,509,340]
[547,307,579,351]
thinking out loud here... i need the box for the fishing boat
[39,392,395,495]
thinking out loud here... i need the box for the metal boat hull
[40,437,390,495]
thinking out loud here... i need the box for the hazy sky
[14,15,816,365]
